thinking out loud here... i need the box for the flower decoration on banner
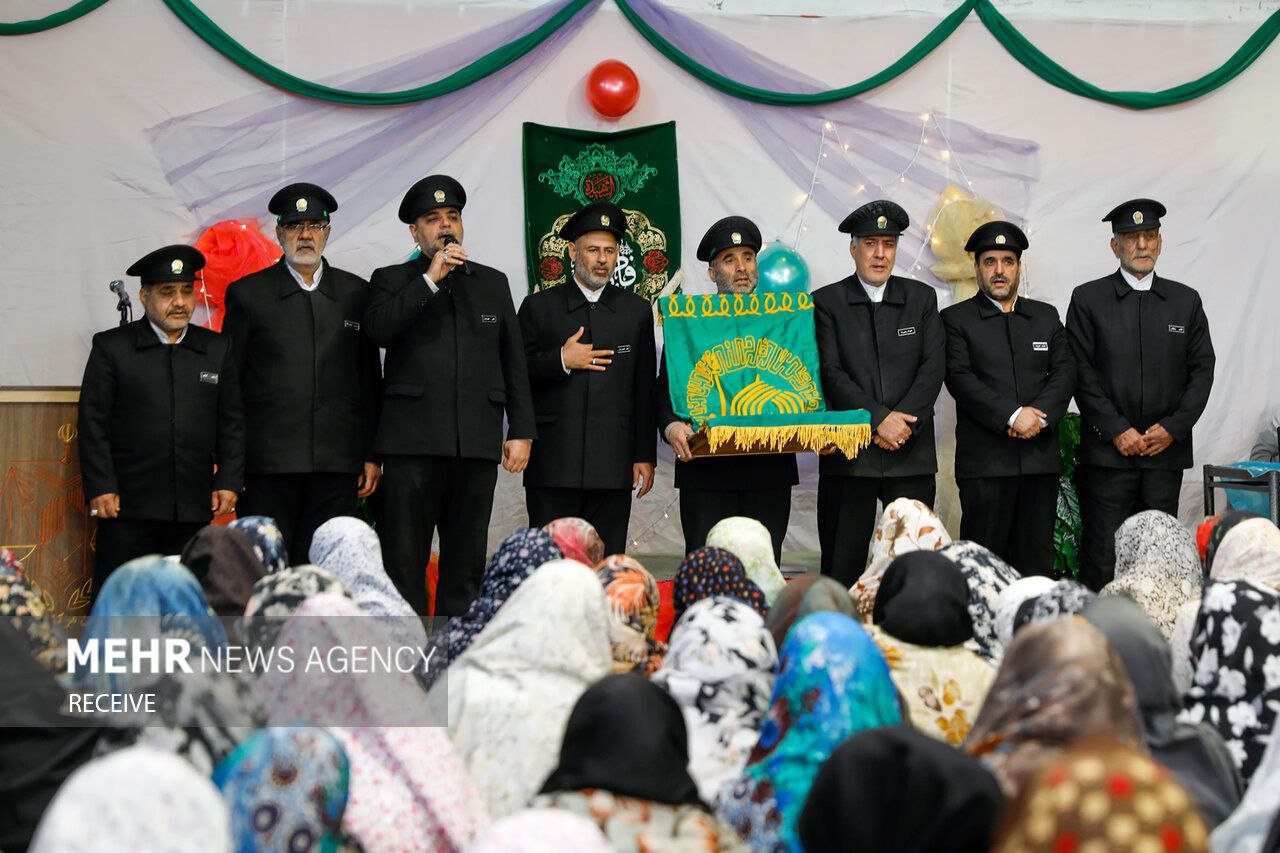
[756,241,811,293]
[924,185,1004,302]
[586,59,640,118]
[193,220,281,331]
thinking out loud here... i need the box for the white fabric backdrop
[2,1,1277,552]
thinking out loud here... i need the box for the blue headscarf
[719,611,901,852]
[213,727,350,853]
[229,516,289,574]
[77,556,226,693]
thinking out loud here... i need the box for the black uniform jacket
[813,274,946,478]
[77,320,245,522]
[942,294,1076,478]
[654,354,798,491]
[222,258,382,475]
[1066,271,1215,470]
[363,253,535,462]
[518,283,657,490]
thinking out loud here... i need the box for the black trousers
[92,518,205,603]
[678,487,791,565]
[1075,464,1182,591]
[378,454,497,618]
[239,472,358,566]
[957,473,1060,577]
[817,474,937,587]
[525,487,632,558]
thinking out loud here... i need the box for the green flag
[659,291,871,456]
[523,121,680,302]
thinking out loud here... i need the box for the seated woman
[535,673,744,851]
[851,498,952,618]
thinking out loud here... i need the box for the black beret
[838,200,909,237]
[399,175,466,224]
[125,245,205,285]
[268,182,337,224]
[965,220,1029,258]
[558,202,627,242]
[696,216,762,263]
[1103,198,1166,233]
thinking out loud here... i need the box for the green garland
[4,0,1280,110]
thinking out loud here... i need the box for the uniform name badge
[897,326,916,337]
[480,314,498,324]
[1168,324,1185,334]
[1032,341,1049,351]
[344,320,360,330]
[199,372,220,385]
[616,344,632,354]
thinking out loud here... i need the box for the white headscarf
[993,575,1057,649]
[705,517,787,604]
[429,559,612,819]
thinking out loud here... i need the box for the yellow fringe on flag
[704,423,873,457]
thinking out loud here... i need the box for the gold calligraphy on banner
[684,334,822,422]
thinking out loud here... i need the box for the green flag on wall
[523,121,680,302]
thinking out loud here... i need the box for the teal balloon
[756,241,811,293]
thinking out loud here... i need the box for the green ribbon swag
[660,290,871,457]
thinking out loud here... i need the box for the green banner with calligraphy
[523,121,680,302]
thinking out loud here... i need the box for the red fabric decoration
[193,219,281,331]
[426,551,440,617]
[656,579,675,642]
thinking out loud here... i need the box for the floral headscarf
[940,540,1021,662]
[229,515,289,574]
[0,553,67,674]
[673,546,767,623]
[213,727,350,853]
[652,596,779,805]
[993,576,1057,649]
[1010,579,1096,637]
[1100,510,1202,640]
[242,564,349,650]
[853,498,951,617]
[543,517,605,567]
[719,612,900,851]
[1181,579,1280,784]
[706,516,787,604]
[966,618,1140,797]
[596,555,666,675]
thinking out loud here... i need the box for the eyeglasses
[281,221,331,233]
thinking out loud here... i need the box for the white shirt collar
[149,321,188,345]
[286,260,323,292]
[1119,266,1154,292]
[575,278,605,303]
[985,294,1017,313]
[857,274,887,304]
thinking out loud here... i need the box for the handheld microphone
[441,235,470,275]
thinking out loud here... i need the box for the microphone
[109,279,132,327]
[108,279,125,295]
[441,234,470,275]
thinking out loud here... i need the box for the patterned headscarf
[229,515,289,574]
[764,573,858,651]
[853,498,951,617]
[1205,511,1265,575]
[1011,579,1096,637]
[994,738,1209,853]
[0,553,67,674]
[993,576,1057,649]
[1181,579,1280,784]
[213,727,350,853]
[966,618,1141,797]
[706,516,787,604]
[596,555,666,675]
[308,516,427,654]
[470,809,611,853]
[542,517,605,567]
[1101,510,1202,640]
[673,546,767,623]
[29,745,232,853]
[243,564,349,650]
[940,540,1021,662]
[719,612,901,852]
[437,527,562,672]
[652,597,779,805]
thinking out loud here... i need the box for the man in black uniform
[656,216,797,564]
[78,245,245,598]
[813,200,945,586]
[222,183,383,564]
[1067,199,1215,589]
[941,221,1075,575]
[364,175,536,617]
[518,202,656,556]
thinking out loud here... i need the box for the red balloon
[586,59,640,118]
